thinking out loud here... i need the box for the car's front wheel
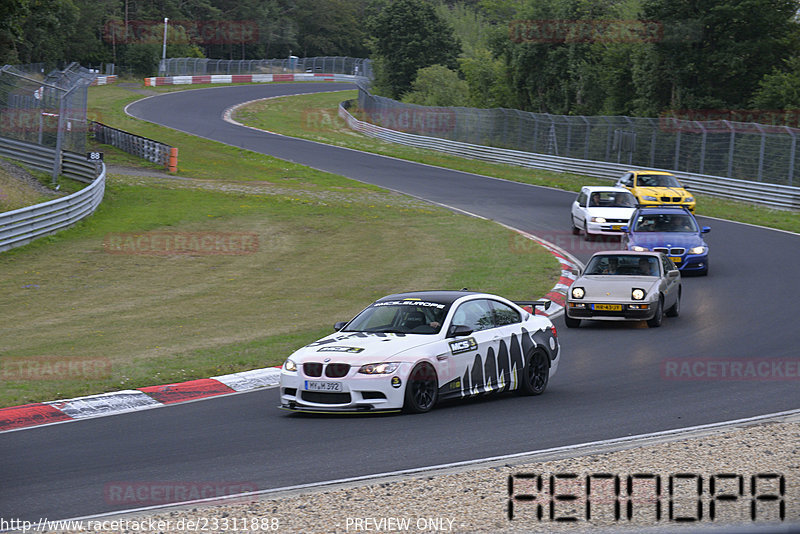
[571,215,580,235]
[647,297,663,327]
[403,362,438,413]
[564,314,581,328]
[666,289,680,317]
[518,350,549,396]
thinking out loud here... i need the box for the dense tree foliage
[2,0,800,121]
[367,0,461,98]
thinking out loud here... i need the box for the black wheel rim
[528,353,548,392]
[410,367,436,410]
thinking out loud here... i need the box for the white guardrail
[338,101,800,211]
[0,138,105,253]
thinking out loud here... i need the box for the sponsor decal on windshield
[373,300,446,309]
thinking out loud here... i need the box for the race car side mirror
[447,325,473,338]
[702,226,711,233]
[621,225,629,232]
[333,321,347,331]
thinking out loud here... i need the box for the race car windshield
[634,214,698,232]
[585,255,659,276]
[636,174,683,188]
[342,301,450,335]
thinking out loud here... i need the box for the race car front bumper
[279,368,409,413]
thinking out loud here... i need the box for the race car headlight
[641,195,658,201]
[358,362,400,374]
[283,358,297,372]
[689,245,706,254]
[631,246,648,252]
[631,288,646,300]
[590,216,606,223]
[571,286,585,299]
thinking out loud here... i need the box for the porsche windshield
[585,255,659,276]
[342,300,450,334]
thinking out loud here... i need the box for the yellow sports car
[614,170,696,212]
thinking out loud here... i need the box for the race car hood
[288,331,440,364]
[635,186,691,199]
[572,276,660,300]
[629,232,705,249]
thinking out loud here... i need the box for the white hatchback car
[279,291,560,414]
[570,186,637,240]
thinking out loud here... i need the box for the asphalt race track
[2,83,798,521]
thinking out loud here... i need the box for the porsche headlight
[689,245,706,254]
[641,195,658,201]
[631,246,648,252]
[358,362,400,374]
[283,358,297,372]
[590,216,606,223]
[631,288,646,300]
[571,286,585,299]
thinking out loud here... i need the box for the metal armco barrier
[0,156,106,253]
[338,101,800,211]
[91,121,177,172]
[143,72,362,86]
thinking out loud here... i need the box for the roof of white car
[581,185,633,193]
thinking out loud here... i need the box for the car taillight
[550,325,557,338]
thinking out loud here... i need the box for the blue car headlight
[689,245,706,254]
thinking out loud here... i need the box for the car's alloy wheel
[519,350,549,395]
[647,297,663,327]
[403,363,438,413]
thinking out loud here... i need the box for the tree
[0,0,28,64]
[635,0,799,112]
[401,64,469,106]
[368,0,461,98]
[751,57,800,110]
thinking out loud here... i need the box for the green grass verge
[233,90,800,234]
[0,84,559,408]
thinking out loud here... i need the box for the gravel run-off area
[43,412,799,534]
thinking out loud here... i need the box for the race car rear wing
[513,299,552,314]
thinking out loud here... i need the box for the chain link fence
[160,56,372,78]
[0,62,95,158]
[357,88,800,187]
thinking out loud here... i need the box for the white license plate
[304,380,343,392]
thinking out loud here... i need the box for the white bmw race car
[279,291,560,414]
